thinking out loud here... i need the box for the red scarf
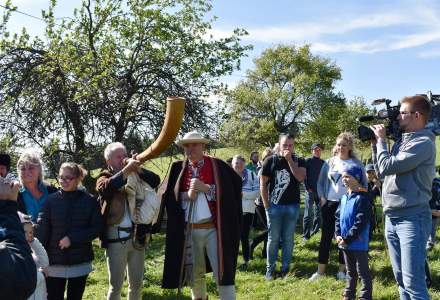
[180,156,217,224]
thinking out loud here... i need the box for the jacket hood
[402,128,435,142]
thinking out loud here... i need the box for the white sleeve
[29,238,49,269]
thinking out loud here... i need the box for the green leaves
[0,0,249,174]
[220,44,342,151]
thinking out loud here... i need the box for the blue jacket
[335,191,371,251]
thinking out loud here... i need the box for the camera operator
[370,95,435,300]
[0,178,37,299]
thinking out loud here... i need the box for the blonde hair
[59,162,88,182]
[261,147,273,161]
[104,142,126,161]
[333,132,357,159]
[17,149,44,183]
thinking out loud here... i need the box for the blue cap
[342,164,363,183]
[365,164,375,172]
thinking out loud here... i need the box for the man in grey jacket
[371,95,435,300]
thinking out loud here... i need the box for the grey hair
[232,155,245,164]
[17,149,44,182]
[104,142,126,161]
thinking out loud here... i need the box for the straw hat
[177,131,209,147]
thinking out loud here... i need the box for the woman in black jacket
[36,162,103,300]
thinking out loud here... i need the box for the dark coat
[0,200,36,300]
[36,189,103,266]
[160,157,242,288]
[96,168,161,248]
[17,183,58,215]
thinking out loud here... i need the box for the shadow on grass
[142,290,192,300]
[373,263,396,285]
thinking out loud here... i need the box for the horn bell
[137,97,185,163]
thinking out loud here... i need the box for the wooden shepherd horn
[136,97,186,163]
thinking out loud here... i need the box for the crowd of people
[0,94,437,300]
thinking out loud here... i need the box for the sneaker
[426,241,434,251]
[265,272,274,281]
[308,272,323,282]
[336,271,347,280]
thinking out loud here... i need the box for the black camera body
[358,92,440,142]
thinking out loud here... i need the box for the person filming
[370,95,435,300]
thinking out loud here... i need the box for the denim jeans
[302,190,321,239]
[266,203,300,274]
[385,213,432,300]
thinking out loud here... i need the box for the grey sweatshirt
[373,128,436,217]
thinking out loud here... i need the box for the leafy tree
[220,44,342,150]
[0,0,250,173]
[297,96,373,155]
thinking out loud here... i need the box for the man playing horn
[158,131,242,300]
[96,142,160,300]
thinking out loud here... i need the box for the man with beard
[158,131,242,300]
[246,151,259,173]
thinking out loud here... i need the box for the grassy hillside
[82,223,440,299]
[80,143,440,299]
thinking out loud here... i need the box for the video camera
[357,91,440,142]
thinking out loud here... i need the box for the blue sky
[4,0,440,105]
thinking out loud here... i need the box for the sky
[3,0,440,106]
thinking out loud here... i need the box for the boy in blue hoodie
[335,165,372,300]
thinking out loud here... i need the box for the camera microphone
[357,115,376,122]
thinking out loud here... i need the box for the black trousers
[241,213,254,262]
[343,250,372,300]
[250,205,268,258]
[318,200,345,265]
[47,275,88,300]
[302,190,321,239]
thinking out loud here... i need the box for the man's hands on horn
[0,177,20,201]
[188,178,210,201]
[122,152,141,179]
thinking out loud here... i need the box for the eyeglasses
[398,111,416,115]
[57,176,76,182]
[399,111,424,116]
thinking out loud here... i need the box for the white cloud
[211,11,427,42]
[418,48,440,58]
[210,6,440,54]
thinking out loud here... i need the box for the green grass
[82,211,440,300]
[80,145,440,299]
[142,147,244,179]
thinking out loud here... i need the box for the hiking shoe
[265,272,274,281]
[426,241,434,251]
[308,272,323,282]
[336,271,347,280]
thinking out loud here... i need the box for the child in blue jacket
[335,164,372,300]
